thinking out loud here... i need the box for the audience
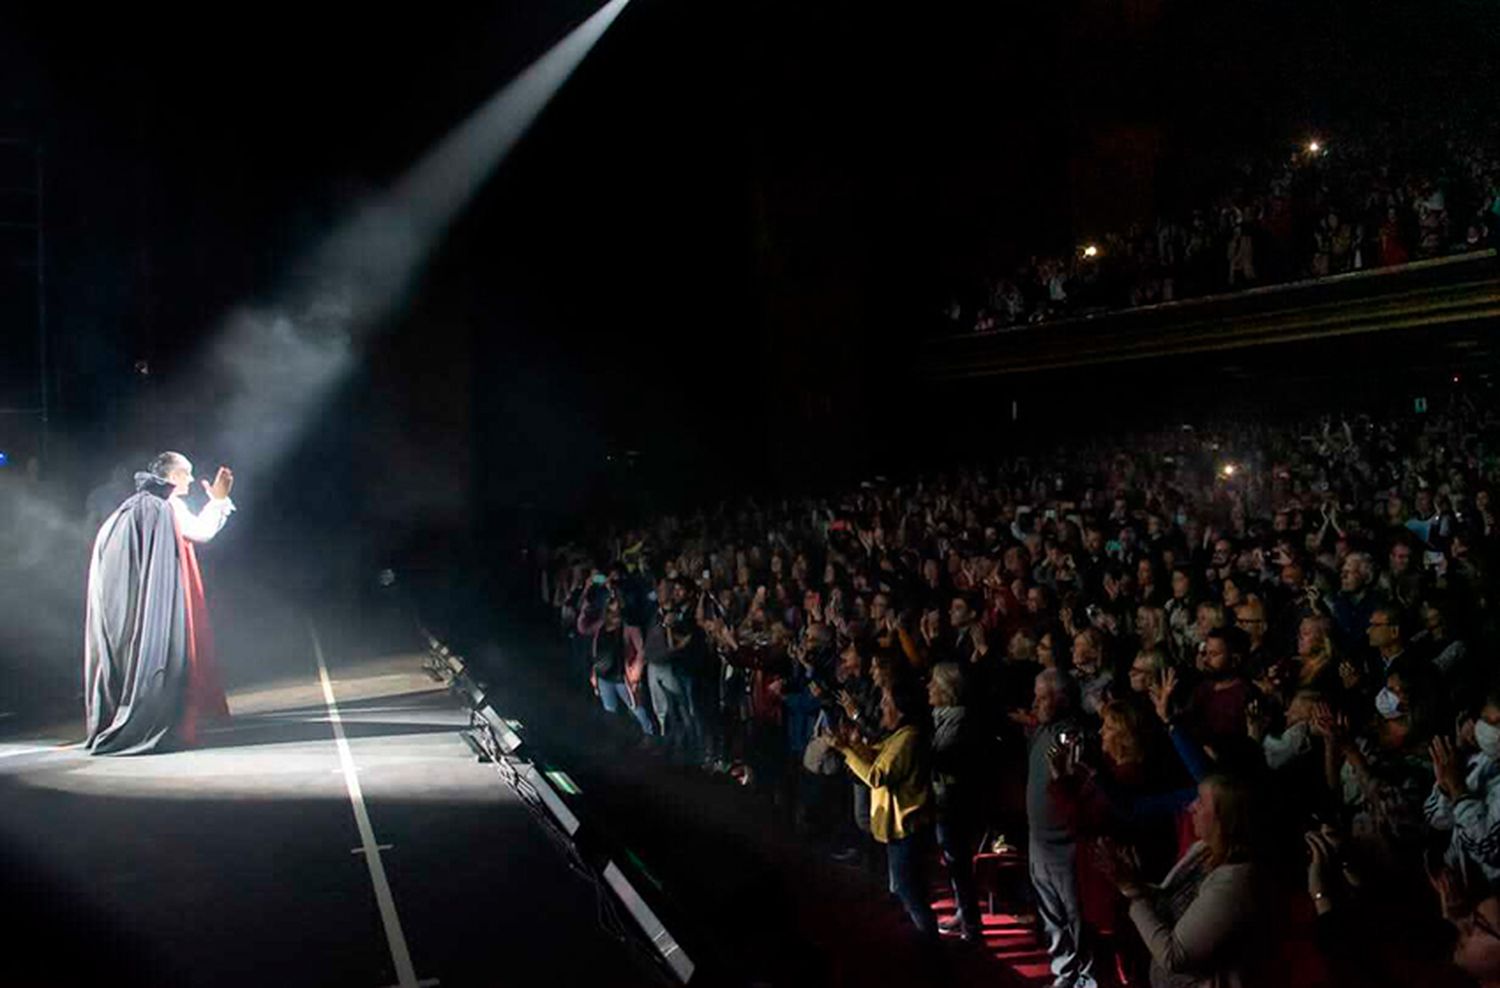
[545,388,1500,983]
[939,120,1500,335]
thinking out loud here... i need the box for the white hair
[148,451,191,481]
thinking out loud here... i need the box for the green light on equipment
[545,769,581,795]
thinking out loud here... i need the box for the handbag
[802,711,844,775]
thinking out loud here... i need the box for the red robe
[175,533,231,745]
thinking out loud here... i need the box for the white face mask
[1374,687,1404,721]
[1477,719,1500,759]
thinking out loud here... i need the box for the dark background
[2,0,1498,558]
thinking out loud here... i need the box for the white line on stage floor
[311,625,426,988]
[0,744,62,759]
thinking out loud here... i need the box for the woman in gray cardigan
[1101,773,1264,988]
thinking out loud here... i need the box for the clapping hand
[1457,714,1478,751]
[1304,829,1340,910]
[919,613,936,642]
[1246,697,1271,742]
[1427,861,1468,922]
[1095,837,1144,898]
[1045,741,1076,781]
[1338,660,1362,691]
[1431,736,1469,800]
[968,621,989,658]
[836,688,859,720]
[831,717,860,750]
[1308,701,1348,745]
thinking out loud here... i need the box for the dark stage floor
[0,643,657,988]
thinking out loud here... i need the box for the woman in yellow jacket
[832,685,937,937]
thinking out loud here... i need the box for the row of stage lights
[420,632,699,986]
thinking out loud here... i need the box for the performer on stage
[83,452,236,755]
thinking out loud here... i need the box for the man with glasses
[1359,608,1414,699]
[1233,600,1273,677]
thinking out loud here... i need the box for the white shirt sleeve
[171,494,235,544]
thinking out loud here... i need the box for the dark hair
[953,590,984,615]
[885,681,930,729]
[1370,606,1404,641]
[1205,625,1251,663]
[1388,659,1443,743]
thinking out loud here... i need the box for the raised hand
[1308,701,1335,738]
[204,465,235,501]
[1304,830,1338,908]
[1432,736,1468,799]
[1338,660,1362,691]
[1149,667,1178,724]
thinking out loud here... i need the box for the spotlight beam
[0,2,634,659]
[187,0,633,482]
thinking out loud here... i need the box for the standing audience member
[832,685,938,938]
[1028,668,1100,988]
[928,663,984,942]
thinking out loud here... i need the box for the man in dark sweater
[1027,668,1098,988]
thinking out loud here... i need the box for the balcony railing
[922,249,1500,380]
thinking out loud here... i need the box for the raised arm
[171,467,236,544]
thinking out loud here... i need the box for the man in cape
[83,452,236,755]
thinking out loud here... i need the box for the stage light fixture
[602,860,696,983]
[478,703,524,755]
[519,761,581,835]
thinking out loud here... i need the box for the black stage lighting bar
[422,634,703,985]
